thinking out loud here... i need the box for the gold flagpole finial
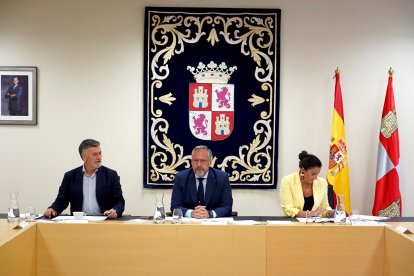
[335,67,340,75]
[388,67,394,76]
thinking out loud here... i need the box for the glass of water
[350,209,360,225]
[26,206,36,222]
[172,208,183,224]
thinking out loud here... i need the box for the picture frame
[0,66,37,125]
[144,7,281,188]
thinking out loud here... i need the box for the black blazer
[170,167,233,217]
[49,166,125,216]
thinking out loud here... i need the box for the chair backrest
[328,184,334,209]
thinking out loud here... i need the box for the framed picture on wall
[0,66,37,125]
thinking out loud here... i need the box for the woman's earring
[300,172,305,181]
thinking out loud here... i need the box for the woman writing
[280,150,333,218]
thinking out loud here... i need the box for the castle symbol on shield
[193,86,209,108]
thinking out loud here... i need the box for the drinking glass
[350,209,360,225]
[172,208,183,224]
[26,206,36,222]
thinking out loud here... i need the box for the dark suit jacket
[5,84,23,113]
[49,166,125,216]
[170,168,233,217]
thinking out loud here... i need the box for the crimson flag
[372,68,402,217]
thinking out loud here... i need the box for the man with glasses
[171,145,233,218]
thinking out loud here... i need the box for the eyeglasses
[192,159,209,164]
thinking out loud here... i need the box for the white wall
[1,0,413,216]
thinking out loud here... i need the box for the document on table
[19,213,43,219]
[232,220,262,225]
[267,221,294,225]
[296,217,333,223]
[350,220,387,226]
[201,217,234,225]
[174,217,234,224]
[128,218,151,224]
[356,215,389,221]
[52,216,107,222]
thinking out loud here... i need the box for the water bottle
[334,194,346,225]
[153,192,165,224]
[7,191,20,223]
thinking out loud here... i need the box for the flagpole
[334,67,340,78]
[327,66,351,214]
[372,67,402,217]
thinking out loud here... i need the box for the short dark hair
[192,145,213,160]
[298,150,322,170]
[78,139,100,158]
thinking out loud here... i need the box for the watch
[208,210,214,218]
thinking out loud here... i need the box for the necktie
[197,178,205,205]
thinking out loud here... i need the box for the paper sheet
[296,217,333,223]
[232,220,262,225]
[128,218,151,224]
[267,221,294,225]
[52,215,107,222]
[201,218,234,225]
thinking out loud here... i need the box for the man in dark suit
[43,139,125,218]
[171,145,233,218]
[5,76,23,116]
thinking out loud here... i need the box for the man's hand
[43,208,57,218]
[191,205,209,219]
[104,208,118,219]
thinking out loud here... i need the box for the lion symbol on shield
[192,114,208,135]
[215,86,231,108]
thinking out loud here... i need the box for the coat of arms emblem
[187,61,237,141]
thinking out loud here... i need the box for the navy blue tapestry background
[144,7,281,188]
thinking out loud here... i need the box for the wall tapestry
[144,7,281,188]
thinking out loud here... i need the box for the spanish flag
[327,68,351,214]
[372,68,402,217]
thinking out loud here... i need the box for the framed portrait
[0,66,37,125]
[144,7,281,189]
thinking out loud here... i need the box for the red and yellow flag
[327,69,351,214]
[372,68,402,217]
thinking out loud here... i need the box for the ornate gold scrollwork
[217,120,272,183]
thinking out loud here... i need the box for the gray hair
[78,139,100,158]
[191,145,213,160]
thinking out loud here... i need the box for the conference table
[1,216,413,276]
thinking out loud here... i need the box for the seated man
[43,139,125,219]
[171,145,233,218]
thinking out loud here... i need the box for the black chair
[328,184,335,209]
